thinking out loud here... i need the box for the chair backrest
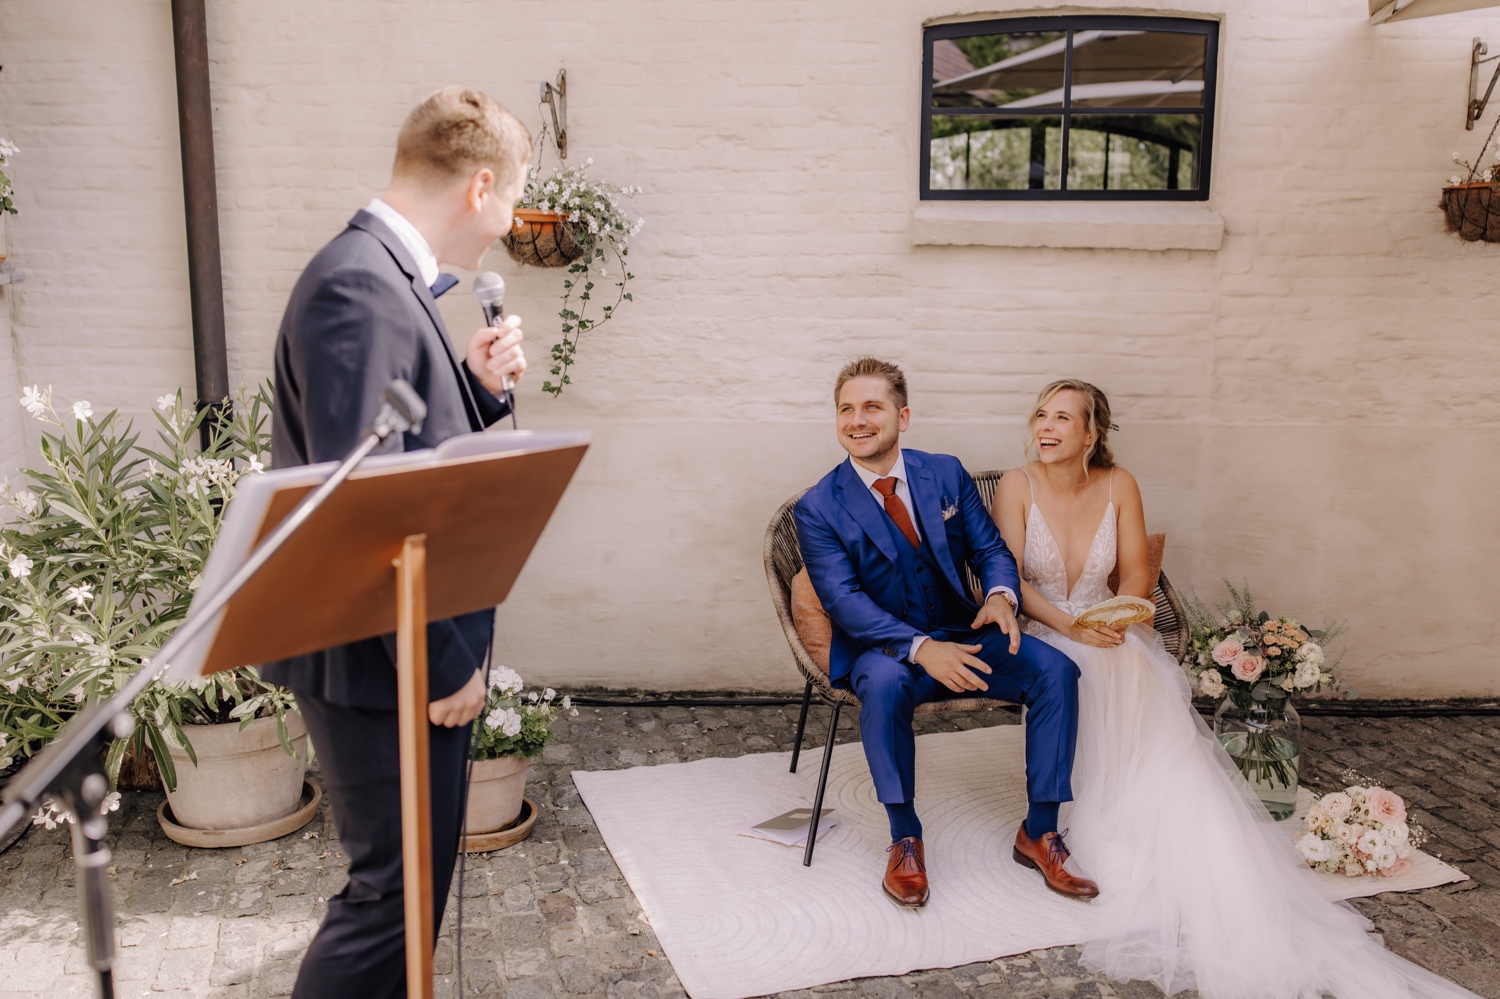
[763,472,1188,665]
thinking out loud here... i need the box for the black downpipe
[169,0,230,447]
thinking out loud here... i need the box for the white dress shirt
[364,198,440,289]
[849,450,1018,663]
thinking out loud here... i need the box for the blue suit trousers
[847,627,1080,806]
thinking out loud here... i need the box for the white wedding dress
[1019,479,1480,999]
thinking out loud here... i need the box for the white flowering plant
[0,385,296,791]
[1183,581,1349,706]
[1296,784,1420,878]
[511,146,643,397]
[0,137,17,216]
[471,665,576,761]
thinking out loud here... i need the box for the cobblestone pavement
[1,700,1498,998]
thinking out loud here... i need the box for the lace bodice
[1023,502,1117,618]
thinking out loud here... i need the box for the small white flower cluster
[29,790,119,831]
[179,455,237,498]
[521,157,644,252]
[1295,785,1414,877]
[17,386,92,424]
[0,138,18,160]
[489,665,524,694]
[485,705,523,737]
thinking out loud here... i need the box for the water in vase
[1218,731,1300,820]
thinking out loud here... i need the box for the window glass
[1065,115,1202,191]
[931,32,1067,109]
[923,17,1216,200]
[1066,30,1206,109]
[930,116,1062,191]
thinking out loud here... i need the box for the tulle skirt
[1033,624,1480,999]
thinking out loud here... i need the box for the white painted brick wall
[1,0,1498,696]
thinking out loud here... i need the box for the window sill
[910,200,1225,252]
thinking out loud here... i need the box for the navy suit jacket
[793,450,1022,684]
[261,210,511,710]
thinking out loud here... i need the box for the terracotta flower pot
[465,754,532,834]
[1440,182,1500,242]
[160,712,309,833]
[500,209,585,267]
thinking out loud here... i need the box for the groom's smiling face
[836,375,910,469]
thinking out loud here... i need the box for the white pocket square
[941,503,959,521]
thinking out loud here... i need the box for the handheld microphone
[473,272,517,428]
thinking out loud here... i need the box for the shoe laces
[1045,828,1072,866]
[886,838,925,874]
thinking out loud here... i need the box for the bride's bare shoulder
[1108,466,1143,503]
[994,466,1033,509]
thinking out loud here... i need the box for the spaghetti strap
[1108,468,1114,503]
[1020,465,1036,505]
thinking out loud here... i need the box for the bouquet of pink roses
[1296,785,1416,878]
[1183,581,1346,702]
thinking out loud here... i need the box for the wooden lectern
[166,431,589,999]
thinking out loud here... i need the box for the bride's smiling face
[1032,389,1092,466]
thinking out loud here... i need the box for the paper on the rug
[572,725,1467,999]
[739,807,837,848]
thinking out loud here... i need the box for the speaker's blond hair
[393,86,532,187]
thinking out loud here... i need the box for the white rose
[1383,820,1409,844]
[1357,830,1385,855]
[1298,642,1324,663]
[1198,668,1227,698]
[1294,661,1321,689]
[1320,792,1353,820]
[1372,844,1399,870]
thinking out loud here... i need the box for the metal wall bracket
[1469,38,1500,129]
[541,70,567,159]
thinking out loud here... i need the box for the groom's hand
[971,593,1022,655]
[913,640,992,693]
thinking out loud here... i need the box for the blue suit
[794,450,1079,805]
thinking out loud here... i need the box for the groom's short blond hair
[393,86,532,187]
[835,357,908,409]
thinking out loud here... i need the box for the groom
[794,358,1097,906]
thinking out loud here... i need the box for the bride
[989,378,1479,999]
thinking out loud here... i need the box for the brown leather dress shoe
[1013,823,1099,900]
[883,836,930,907]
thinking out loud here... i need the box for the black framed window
[922,16,1218,200]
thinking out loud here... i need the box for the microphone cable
[452,645,489,997]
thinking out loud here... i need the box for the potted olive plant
[0,386,311,846]
[465,665,573,843]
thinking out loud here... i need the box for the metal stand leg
[58,755,119,999]
[802,700,842,868]
[789,679,814,774]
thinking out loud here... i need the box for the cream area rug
[572,725,1467,999]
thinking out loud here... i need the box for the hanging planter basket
[1440,182,1500,242]
[501,208,586,267]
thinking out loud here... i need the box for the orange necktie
[873,477,920,548]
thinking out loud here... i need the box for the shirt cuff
[909,635,929,663]
[985,586,1018,610]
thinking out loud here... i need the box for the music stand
[169,429,589,999]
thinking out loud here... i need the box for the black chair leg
[802,700,842,867]
[789,679,814,773]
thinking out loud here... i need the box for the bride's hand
[1068,623,1125,647]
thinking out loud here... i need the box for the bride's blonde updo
[1027,379,1117,470]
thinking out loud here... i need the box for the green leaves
[0,384,296,791]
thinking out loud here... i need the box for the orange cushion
[1108,532,1166,597]
[790,568,833,674]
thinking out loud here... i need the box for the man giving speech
[263,86,530,997]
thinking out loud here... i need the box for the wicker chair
[762,469,1189,865]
